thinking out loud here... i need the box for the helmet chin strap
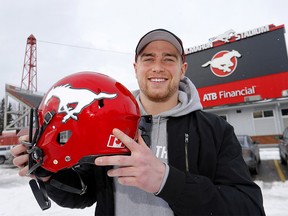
[29,178,51,210]
[26,108,51,210]
[49,166,87,195]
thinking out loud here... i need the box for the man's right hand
[11,135,51,182]
[11,135,31,177]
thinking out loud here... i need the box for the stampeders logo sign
[201,50,242,77]
[185,24,271,54]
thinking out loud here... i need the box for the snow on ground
[256,180,288,216]
[0,165,95,216]
[0,147,287,216]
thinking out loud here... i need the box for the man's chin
[146,93,170,102]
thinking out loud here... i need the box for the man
[12,29,266,215]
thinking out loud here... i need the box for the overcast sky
[1,0,288,101]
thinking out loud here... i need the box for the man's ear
[181,62,188,79]
[133,62,138,78]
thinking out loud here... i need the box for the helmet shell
[36,72,140,173]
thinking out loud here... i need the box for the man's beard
[140,83,178,103]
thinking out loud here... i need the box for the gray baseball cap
[135,29,185,61]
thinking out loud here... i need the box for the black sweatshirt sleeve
[44,164,107,209]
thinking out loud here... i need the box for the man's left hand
[95,128,165,194]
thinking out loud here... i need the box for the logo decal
[201,50,241,77]
[209,29,236,43]
[44,84,117,123]
[107,135,125,148]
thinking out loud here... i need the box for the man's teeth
[151,78,165,82]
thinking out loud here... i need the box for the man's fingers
[10,144,28,157]
[113,128,137,151]
[18,166,29,177]
[95,155,131,166]
[107,166,136,177]
[19,135,29,143]
[136,134,148,147]
[95,128,150,167]
[113,128,149,150]
[13,154,29,168]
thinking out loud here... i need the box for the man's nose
[152,61,164,73]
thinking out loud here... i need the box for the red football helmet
[28,71,140,173]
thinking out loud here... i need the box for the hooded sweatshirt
[114,77,202,216]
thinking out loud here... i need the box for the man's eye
[164,58,174,62]
[144,58,153,61]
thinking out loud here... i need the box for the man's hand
[11,135,31,177]
[95,128,165,194]
[11,135,51,182]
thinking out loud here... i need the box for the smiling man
[134,41,186,114]
[95,29,266,215]
[12,29,266,216]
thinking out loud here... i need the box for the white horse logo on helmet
[44,84,117,123]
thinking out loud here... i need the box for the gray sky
[1,0,288,100]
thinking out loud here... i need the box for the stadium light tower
[3,34,40,131]
[21,34,37,92]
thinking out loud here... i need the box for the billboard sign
[185,24,288,108]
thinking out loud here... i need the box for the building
[185,24,288,144]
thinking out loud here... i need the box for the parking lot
[252,145,288,182]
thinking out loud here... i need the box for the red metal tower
[21,34,37,92]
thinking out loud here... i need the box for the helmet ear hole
[57,130,72,145]
[98,99,104,108]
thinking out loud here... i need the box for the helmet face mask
[28,72,140,174]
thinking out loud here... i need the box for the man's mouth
[149,78,167,82]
